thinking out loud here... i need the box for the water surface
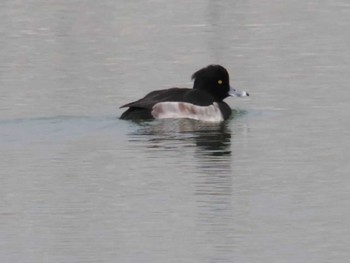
[1,0,350,262]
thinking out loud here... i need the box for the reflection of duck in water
[129,117,235,157]
[120,65,248,121]
[193,122,231,157]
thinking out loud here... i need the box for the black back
[120,88,214,109]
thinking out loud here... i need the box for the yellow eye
[218,80,223,85]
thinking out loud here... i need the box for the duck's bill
[229,86,249,97]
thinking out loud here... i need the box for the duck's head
[192,65,249,101]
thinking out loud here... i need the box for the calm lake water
[1,0,350,262]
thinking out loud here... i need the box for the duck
[120,65,249,122]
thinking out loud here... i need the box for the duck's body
[120,65,248,122]
[120,87,232,121]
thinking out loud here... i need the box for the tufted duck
[120,65,249,121]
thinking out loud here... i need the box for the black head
[191,65,231,101]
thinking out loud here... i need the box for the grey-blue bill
[229,86,249,97]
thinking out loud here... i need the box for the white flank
[151,102,224,122]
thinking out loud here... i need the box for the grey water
[1,0,350,262]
